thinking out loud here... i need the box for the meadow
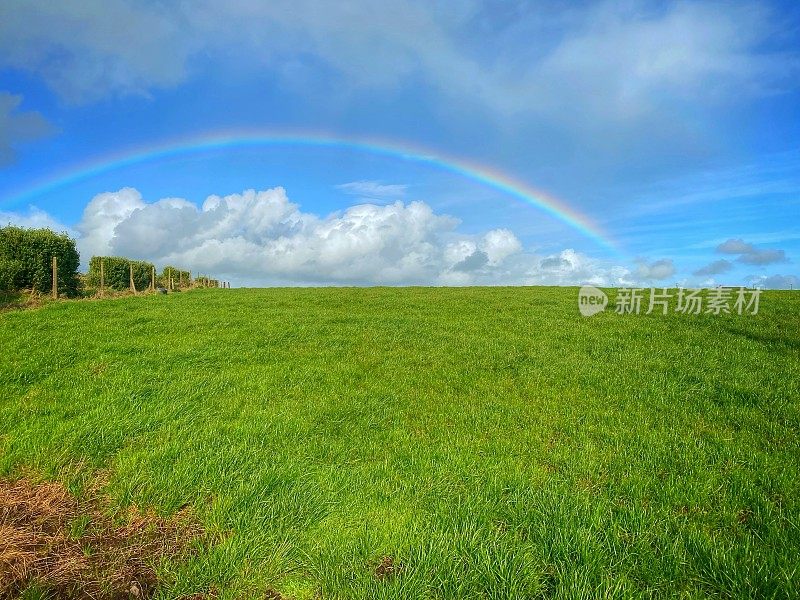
[1,287,798,599]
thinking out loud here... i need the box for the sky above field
[0,0,798,287]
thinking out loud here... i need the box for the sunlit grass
[1,287,798,598]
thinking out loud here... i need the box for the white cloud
[634,258,676,281]
[15,185,642,287]
[0,92,53,165]
[7,189,797,291]
[75,187,146,257]
[527,249,634,287]
[74,187,478,285]
[480,228,522,266]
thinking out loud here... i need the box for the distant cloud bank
[2,187,641,287]
[2,188,795,289]
[716,237,788,265]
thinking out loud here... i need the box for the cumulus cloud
[693,259,734,276]
[336,180,408,200]
[71,187,529,285]
[0,92,54,165]
[716,237,788,265]
[75,187,147,257]
[7,185,639,287]
[527,249,634,287]
[634,258,676,281]
[480,229,522,265]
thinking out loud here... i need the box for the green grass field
[1,288,799,599]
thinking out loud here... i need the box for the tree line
[0,225,220,296]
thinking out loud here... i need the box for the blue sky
[0,0,798,287]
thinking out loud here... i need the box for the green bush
[87,256,156,291]
[0,226,81,295]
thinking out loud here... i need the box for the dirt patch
[0,477,205,599]
[373,556,401,580]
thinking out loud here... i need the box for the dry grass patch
[0,477,204,599]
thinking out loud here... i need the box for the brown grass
[373,556,401,580]
[0,477,205,599]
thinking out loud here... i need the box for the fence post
[151,265,156,292]
[100,258,105,296]
[129,263,136,294]
[52,256,58,299]
[168,267,172,291]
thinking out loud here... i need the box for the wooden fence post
[129,264,136,294]
[100,258,105,296]
[151,265,156,291]
[52,256,58,299]
[168,267,172,291]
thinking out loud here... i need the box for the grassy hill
[1,287,798,599]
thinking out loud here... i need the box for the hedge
[87,256,156,291]
[0,226,80,295]
[0,257,22,292]
[160,266,191,288]
[195,277,219,288]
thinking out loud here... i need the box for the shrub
[0,226,80,295]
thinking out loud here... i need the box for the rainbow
[2,130,619,252]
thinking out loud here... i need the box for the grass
[1,287,798,599]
